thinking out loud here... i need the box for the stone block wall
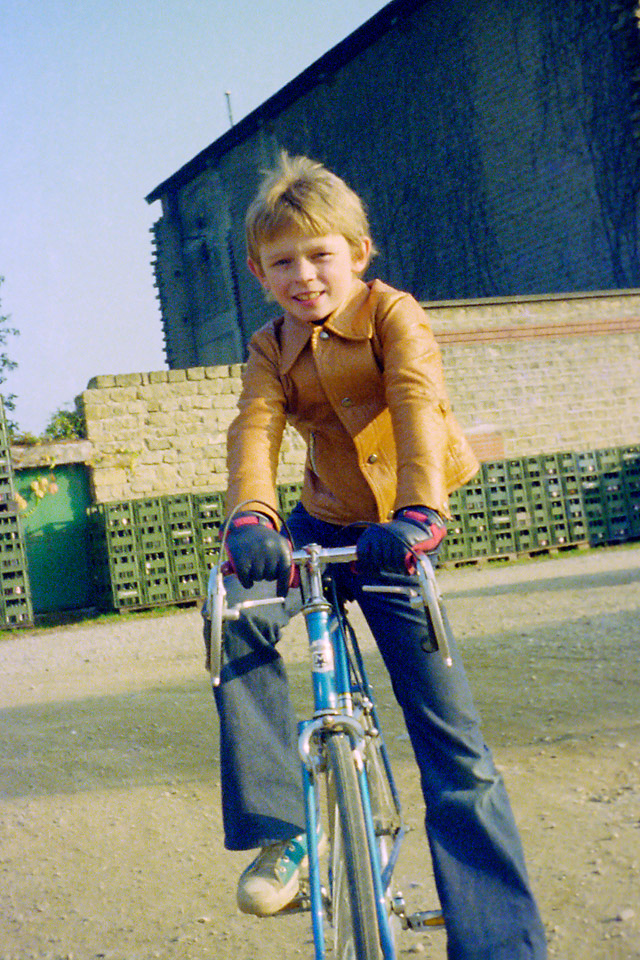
[80,291,640,505]
[80,366,306,503]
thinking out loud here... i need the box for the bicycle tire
[326,733,381,960]
[364,734,402,952]
[364,735,400,841]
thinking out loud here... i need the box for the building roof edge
[145,0,426,204]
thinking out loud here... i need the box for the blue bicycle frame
[207,541,451,959]
[294,544,400,960]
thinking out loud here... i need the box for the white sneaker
[237,829,327,916]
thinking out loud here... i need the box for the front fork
[299,718,399,960]
[301,753,326,960]
[298,605,398,960]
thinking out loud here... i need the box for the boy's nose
[293,257,315,281]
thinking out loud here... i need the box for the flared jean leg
[211,577,306,850]
[209,504,344,850]
[352,577,546,960]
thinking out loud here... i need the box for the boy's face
[248,229,371,325]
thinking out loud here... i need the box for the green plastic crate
[164,494,194,523]
[575,451,599,475]
[97,501,136,530]
[277,483,303,517]
[491,531,517,554]
[170,545,201,576]
[141,551,171,577]
[134,497,164,524]
[194,491,225,522]
[1,596,32,626]
[175,571,206,600]
[112,582,144,608]
[143,576,175,606]
[596,448,623,472]
[556,452,577,475]
[137,522,168,553]
[549,520,570,546]
[506,458,526,481]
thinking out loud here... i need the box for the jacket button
[341,397,353,407]
[319,330,329,340]
[367,453,378,464]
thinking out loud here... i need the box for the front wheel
[326,733,381,960]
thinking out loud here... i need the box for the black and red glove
[356,507,447,575]
[223,512,293,597]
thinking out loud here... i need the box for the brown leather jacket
[226,279,479,526]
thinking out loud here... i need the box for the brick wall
[427,291,640,455]
[79,291,640,505]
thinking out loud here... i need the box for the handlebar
[206,545,454,686]
[291,544,357,566]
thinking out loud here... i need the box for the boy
[209,154,547,959]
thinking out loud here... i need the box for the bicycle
[207,537,454,960]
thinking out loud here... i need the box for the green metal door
[14,464,94,614]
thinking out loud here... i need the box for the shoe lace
[255,838,301,877]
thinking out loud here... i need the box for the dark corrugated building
[146,0,640,368]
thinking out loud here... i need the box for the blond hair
[245,153,375,268]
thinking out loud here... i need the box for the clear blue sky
[0,0,389,435]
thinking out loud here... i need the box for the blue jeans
[210,504,547,960]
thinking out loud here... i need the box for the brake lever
[414,557,453,667]
[207,566,226,687]
[361,557,453,667]
[206,566,287,686]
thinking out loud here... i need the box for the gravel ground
[1,543,639,960]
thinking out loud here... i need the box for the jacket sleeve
[375,292,458,515]
[225,329,287,525]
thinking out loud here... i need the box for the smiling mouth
[294,291,324,303]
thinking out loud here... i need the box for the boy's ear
[248,256,275,301]
[247,257,266,283]
[352,237,372,274]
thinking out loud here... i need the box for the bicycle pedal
[277,894,310,915]
[404,909,446,931]
[278,882,330,915]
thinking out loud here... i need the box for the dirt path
[1,544,639,960]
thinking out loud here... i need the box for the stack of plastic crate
[557,453,590,545]
[0,403,33,627]
[482,459,518,556]
[594,448,633,543]
[509,456,550,552]
[90,490,227,611]
[195,490,226,574]
[164,494,204,601]
[575,451,605,545]
[277,482,303,518]
[534,452,586,548]
[134,497,173,607]
[621,445,640,539]
[575,448,634,545]
[94,442,640,607]
[443,451,590,563]
[445,477,491,562]
[89,501,144,610]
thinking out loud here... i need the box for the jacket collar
[279,280,373,373]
